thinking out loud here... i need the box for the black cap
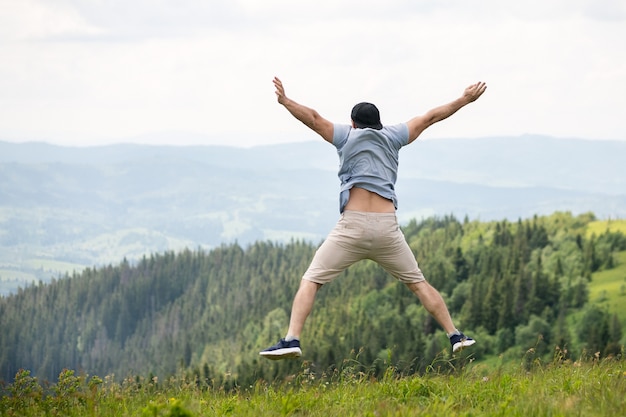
[351,102,383,130]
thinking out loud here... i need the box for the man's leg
[371,217,457,335]
[260,212,367,359]
[407,281,475,352]
[259,279,322,359]
[405,281,456,334]
[286,279,322,339]
[372,216,475,351]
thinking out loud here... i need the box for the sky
[1,0,625,147]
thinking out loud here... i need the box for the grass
[1,356,624,417]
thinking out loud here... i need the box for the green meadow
[587,219,626,237]
[589,250,626,327]
[587,218,626,331]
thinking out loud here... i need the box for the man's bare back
[343,187,395,213]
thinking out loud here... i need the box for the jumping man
[260,77,487,359]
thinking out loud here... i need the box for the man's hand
[273,76,287,105]
[463,81,487,103]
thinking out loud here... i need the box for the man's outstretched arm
[273,77,334,143]
[406,81,487,144]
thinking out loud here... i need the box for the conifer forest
[1,212,624,388]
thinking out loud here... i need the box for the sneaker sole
[452,339,476,353]
[259,347,302,360]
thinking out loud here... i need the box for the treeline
[1,212,624,387]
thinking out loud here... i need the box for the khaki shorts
[302,210,426,284]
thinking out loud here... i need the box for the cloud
[0,0,624,145]
[0,0,102,41]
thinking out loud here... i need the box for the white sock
[285,335,298,342]
[447,330,461,338]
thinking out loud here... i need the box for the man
[260,76,487,360]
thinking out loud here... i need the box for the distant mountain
[0,135,624,294]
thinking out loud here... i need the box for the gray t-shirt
[332,123,410,213]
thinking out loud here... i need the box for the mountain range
[1,135,625,294]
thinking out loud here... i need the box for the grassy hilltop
[1,357,624,416]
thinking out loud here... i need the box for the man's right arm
[274,77,334,143]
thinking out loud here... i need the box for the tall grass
[1,351,624,417]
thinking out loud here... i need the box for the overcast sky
[1,0,625,147]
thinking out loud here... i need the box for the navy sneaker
[259,338,302,360]
[450,332,476,353]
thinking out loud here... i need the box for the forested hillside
[1,212,624,387]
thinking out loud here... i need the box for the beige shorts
[302,210,426,284]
